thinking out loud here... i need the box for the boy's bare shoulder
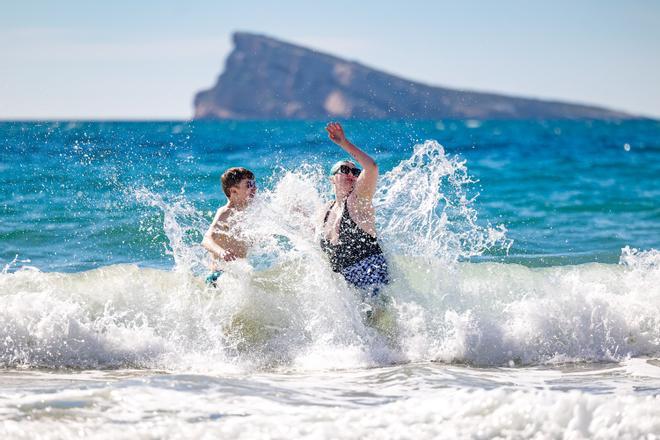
[215,206,233,223]
[209,205,236,232]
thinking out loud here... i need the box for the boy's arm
[202,227,248,261]
[202,229,236,261]
[202,210,248,261]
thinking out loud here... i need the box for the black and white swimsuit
[320,201,389,294]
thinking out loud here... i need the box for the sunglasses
[333,165,361,177]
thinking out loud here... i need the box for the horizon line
[1,117,657,123]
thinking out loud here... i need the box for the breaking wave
[1,141,658,371]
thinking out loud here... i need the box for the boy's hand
[223,249,237,261]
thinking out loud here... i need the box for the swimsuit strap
[323,199,374,238]
[340,201,375,239]
[323,200,336,224]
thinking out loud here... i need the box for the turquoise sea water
[1,120,660,438]
[2,120,658,271]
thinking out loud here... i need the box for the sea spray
[375,140,511,263]
[132,188,209,274]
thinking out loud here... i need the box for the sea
[1,120,659,438]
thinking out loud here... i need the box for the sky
[1,0,659,119]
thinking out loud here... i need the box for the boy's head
[221,167,256,202]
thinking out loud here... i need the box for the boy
[202,167,256,285]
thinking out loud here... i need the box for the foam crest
[2,251,659,370]
[395,253,660,366]
[620,246,660,271]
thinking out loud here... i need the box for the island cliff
[193,32,632,120]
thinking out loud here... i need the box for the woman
[320,122,389,297]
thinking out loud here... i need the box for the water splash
[620,246,660,271]
[132,187,209,274]
[132,140,511,274]
[375,140,510,263]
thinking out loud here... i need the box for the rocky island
[193,32,632,120]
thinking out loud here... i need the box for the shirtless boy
[202,167,256,285]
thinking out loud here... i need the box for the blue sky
[1,0,659,119]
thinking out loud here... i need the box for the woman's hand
[326,122,348,145]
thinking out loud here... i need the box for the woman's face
[331,162,359,194]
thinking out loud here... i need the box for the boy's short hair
[221,167,255,197]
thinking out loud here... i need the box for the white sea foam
[1,251,658,371]
[2,364,660,439]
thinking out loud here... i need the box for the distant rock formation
[193,32,632,120]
